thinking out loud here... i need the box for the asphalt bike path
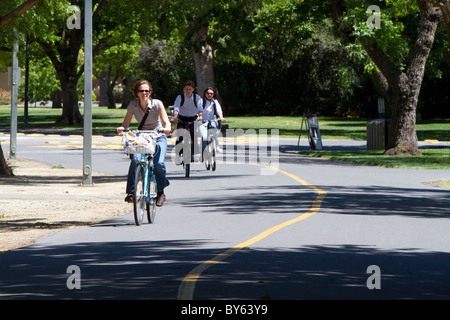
[0,134,449,300]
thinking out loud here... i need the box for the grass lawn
[300,149,450,170]
[227,116,450,141]
[1,106,449,172]
[0,105,134,134]
[1,106,449,140]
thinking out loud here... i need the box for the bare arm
[116,112,133,133]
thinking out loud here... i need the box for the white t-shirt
[173,93,203,117]
[127,99,163,131]
[202,98,223,121]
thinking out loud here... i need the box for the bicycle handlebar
[120,128,164,135]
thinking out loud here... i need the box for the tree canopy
[1,0,449,155]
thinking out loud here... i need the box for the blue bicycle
[122,129,162,225]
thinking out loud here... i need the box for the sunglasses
[139,90,151,93]
[206,92,214,95]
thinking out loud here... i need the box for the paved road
[1,133,450,300]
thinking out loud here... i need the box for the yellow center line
[177,164,326,300]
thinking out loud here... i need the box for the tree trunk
[98,70,109,107]
[58,76,83,125]
[51,90,62,108]
[107,67,120,109]
[385,78,422,155]
[107,82,116,109]
[190,22,215,94]
[37,30,84,125]
[332,0,441,156]
[0,142,13,176]
[385,0,441,155]
[121,77,132,109]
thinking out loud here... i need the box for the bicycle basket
[123,132,157,155]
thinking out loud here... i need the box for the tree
[94,28,140,109]
[29,0,111,125]
[1,0,44,176]
[141,0,265,94]
[237,0,360,116]
[331,0,442,155]
[11,0,142,124]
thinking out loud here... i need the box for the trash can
[366,119,386,150]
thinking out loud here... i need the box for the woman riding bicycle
[199,87,225,158]
[172,80,203,165]
[117,80,171,207]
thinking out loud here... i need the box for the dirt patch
[0,159,131,254]
[423,180,450,190]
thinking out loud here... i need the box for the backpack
[179,93,198,108]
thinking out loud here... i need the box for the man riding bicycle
[172,80,203,165]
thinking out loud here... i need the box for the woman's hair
[203,87,215,98]
[132,80,152,98]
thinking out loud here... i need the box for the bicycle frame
[138,154,157,202]
[176,119,197,162]
[175,119,199,178]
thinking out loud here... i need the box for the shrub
[0,88,11,105]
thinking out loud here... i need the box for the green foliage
[18,55,59,103]
[2,0,449,119]
[215,1,367,116]
[133,39,195,106]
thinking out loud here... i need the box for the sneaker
[156,192,166,207]
[124,193,133,203]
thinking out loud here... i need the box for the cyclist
[199,87,225,159]
[117,80,171,207]
[172,80,203,165]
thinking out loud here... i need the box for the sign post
[297,114,323,150]
[82,0,93,186]
[10,30,19,160]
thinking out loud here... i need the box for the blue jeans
[126,135,169,194]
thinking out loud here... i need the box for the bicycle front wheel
[147,174,157,223]
[133,165,146,226]
[205,144,211,171]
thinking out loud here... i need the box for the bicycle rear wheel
[184,162,190,178]
[211,147,216,171]
[133,166,146,226]
[147,174,157,223]
[205,147,211,170]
